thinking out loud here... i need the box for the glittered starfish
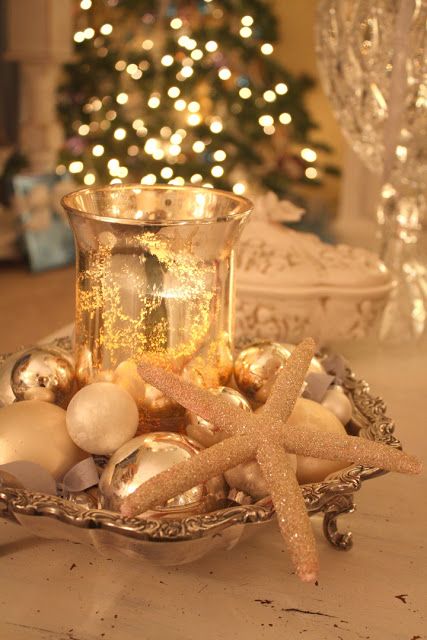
[122,338,421,582]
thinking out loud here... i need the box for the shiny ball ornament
[234,342,323,406]
[0,400,86,479]
[289,398,349,484]
[65,487,100,510]
[280,343,324,374]
[225,454,297,500]
[321,387,352,425]
[114,360,146,408]
[0,468,24,491]
[0,352,24,407]
[11,348,75,407]
[138,383,186,433]
[234,342,292,405]
[99,432,226,515]
[186,387,252,447]
[66,382,139,455]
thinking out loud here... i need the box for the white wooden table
[0,333,426,640]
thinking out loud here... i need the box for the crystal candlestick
[316,0,427,342]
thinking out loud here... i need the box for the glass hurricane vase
[62,185,252,431]
[316,0,427,342]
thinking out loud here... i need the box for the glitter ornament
[66,382,139,454]
[321,387,352,425]
[122,338,421,582]
[0,400,85,479]
[288,398,349,483]
[186,386,251,447]
[99,432,226,515]
[11,348,75,407]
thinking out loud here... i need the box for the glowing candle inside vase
[63,185,252,430]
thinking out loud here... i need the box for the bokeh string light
[58,1,334,192]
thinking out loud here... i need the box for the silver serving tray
[0,339,401,566]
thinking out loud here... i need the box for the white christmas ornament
[66,382,139,455]
[0,400,85,479]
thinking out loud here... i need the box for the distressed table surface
[0,330,426,640]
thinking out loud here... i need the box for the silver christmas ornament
[234,342,323,405]
[186,386,252,447]
[225,454,297,500]
[99,432,226,516]
[321,386,352,425]
[0,352,25,407]
[65,488,100,510]
[225,461,268,500]
[11,348,75,407]
[234,342,292,405]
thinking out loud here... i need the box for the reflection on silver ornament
[225,454,297,500]
[99,432,226,516]
[0,468,24,490]
[234,342,323,405]
[186,386,252,447]
[234,343,290,404]
[65,488,100,510]
[321,387,352,425]
[280,343,324,374]
[11,348,75,407]
[0,352,24,407]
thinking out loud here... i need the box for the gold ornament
[123,339,421,583]
[0,400,86,479]
[113,360,146,408]
[99,432,226,515]
[288,398,349,484]
[186,386,251,447]
[11,348,75,407]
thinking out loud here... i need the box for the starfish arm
[121,435,257,517]
[257,442,319,583]
[282,425,422,475]
[261,338,316,425]
[138,360,248,436]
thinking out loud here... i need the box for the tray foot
[322,494,355,550]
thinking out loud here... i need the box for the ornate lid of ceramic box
[236,199,391,293]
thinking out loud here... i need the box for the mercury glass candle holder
[62,184,252,430]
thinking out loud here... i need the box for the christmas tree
[57,0,335,198]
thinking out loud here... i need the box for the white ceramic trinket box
[236,211,393,347]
